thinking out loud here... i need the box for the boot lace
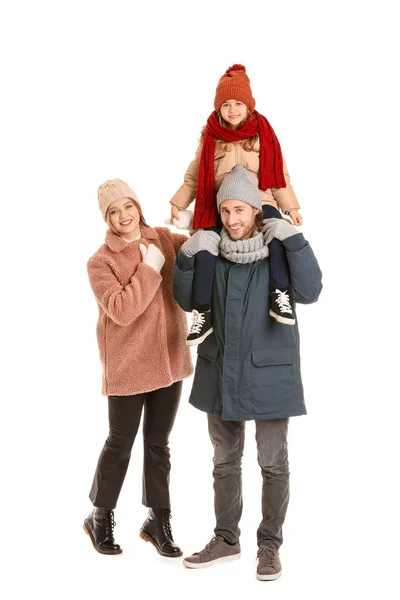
[274,289,293,315]
[189,310,205,335]
[257,546,277,566]
[102,509,116,540]
[162,509,174,541]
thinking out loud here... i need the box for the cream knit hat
[97,178,140,220]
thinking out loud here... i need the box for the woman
[83,178,193,557]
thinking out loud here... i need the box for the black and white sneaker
[269,289,296,325]
[186,310,213,346]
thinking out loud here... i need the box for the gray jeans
[207,414,290,549]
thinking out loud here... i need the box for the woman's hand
[288,210,302,225]
[180,229,220,257]
[139,244,165,273]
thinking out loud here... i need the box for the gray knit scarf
[219,228,269,264]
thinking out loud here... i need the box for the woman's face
[108,197,141,240]
[220,99,249,129]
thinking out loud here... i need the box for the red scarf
[193,110,286,229]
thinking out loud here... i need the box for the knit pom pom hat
[214,64,256,113]
[97,178,140,220]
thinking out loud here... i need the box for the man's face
[220,200,259,240]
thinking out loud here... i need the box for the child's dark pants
[193,206,290,310]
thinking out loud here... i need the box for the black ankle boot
[140,508,182,557]
[83,508,122,555]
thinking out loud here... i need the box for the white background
[1,1,399,598]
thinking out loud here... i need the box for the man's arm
[282,233,323,304]
[262,219,322,304]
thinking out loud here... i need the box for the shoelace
[274,289,293,315]
[257,546,276,566]
[102,510,116,540]
[196,536,220,556]
[162,509,174,541]
[189,310,205,334]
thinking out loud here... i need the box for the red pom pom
[226,64,246,74]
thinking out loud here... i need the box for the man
[173,165,322,581]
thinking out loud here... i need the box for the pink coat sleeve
[87,257,162,327]
[171,233,189,256]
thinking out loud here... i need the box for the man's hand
[262,218,299,245]
[180,229,221,257]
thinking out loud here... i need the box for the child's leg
[262,206,290,291]
[262,205,295,325]
[193,250,217,311]
[187,225,221,346]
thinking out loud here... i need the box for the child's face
[108,197,141,240]
[220,99,248,129]
[220,200,259,241]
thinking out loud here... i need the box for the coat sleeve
[171,232,189,256]
[282,234,323,304]
[87,256,162,326]
[172,250,195,312]
[169,143,202,210]
[270,158,301,214]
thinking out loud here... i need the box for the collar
[105,226,158,253]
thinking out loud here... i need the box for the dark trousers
[263,205,291,291]
[89,381,182,510]
[208,415,290,549]
[193,206,290,309]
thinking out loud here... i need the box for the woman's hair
[106,198,148,235]
[200,111,259,152]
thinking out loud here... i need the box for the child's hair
[200,111,258,152]
[106,198,148,235]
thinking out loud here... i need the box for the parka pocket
[251,348,296,367]
[250,347,300,414]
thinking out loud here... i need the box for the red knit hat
[214,64,256,113]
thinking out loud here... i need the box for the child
[169,64,302,345]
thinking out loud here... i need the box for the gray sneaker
[183,535,241,569]
[256,546,282,581]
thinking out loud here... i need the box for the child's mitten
[164,209,194,230]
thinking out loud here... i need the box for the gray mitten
[262,218,298,246]
[139,243,165,273]
[180,229,221,257]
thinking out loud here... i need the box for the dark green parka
[173,232,322,421]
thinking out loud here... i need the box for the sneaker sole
[269,310,295,325]
[83,522,123,555]
[139,529,183,558]
[256,570,282,581]
[183,552,241,569]
[186,327,214,346]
